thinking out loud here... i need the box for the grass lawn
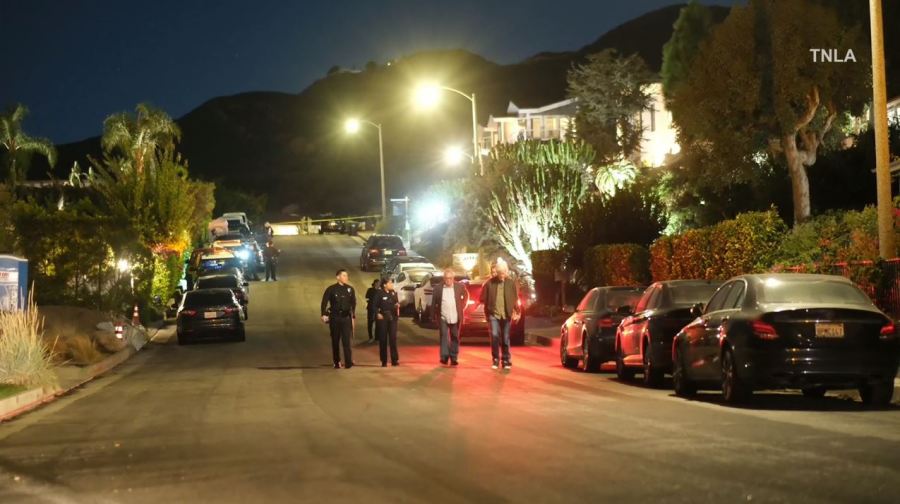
[0,384,27,400]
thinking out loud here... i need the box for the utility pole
[870,0,895,258]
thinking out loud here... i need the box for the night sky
[1,0,741,144]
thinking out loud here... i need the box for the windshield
[197,276,238,289]
[406,270,430,283]
[373,236,403,249]
[758,278,872,306]
[183,291,234,308]
[200,258,242,271]
[669,283,721,306]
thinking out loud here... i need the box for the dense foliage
[583,244,650,287]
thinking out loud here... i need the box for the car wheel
[177,332,189,345]
[615,343,635,381]
[243,306,249,320]
[672,345,696,397]
[801,386,827,399]
[582,334,599,373]
[859,381,894,408]
[722,348,751,404]
[234,327,246,342]
[560,333,578,369]
[642,340,664,388]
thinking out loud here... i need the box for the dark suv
[360,234,406,271]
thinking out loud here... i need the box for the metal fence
[779,259,900,319]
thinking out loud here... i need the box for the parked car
[394,268,433,310]
[360,234,406,271]
[319,219,345,234]
[344,221,360,236]
[672,274,900,406]
[414,271,470,324]
[614,280,723,385]
[462,280,526,346]
[176,288,246,344]
[560,286,645,372]
[185,247,235,289]
[221,212,249,227]
[196,273,250,318]
[380,255,429,278]
[211,237,263,279]
[196,253,246,281]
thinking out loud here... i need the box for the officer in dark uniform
[321,269,356,369]
[365,279,381,342]
[375,277,400,367]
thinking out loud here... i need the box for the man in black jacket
[432,268,467,366]
[479,258,520,370]
[375,277,400,367]
[321,269,356,369]
[365,279,381,342]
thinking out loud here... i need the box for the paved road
[2,234,900,503]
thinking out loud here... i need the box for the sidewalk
[525,316,562,347]
[0,321,175,422]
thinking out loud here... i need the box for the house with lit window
[481,83,681,168]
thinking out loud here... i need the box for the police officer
[365,279,381,342]
[321,269,356,369]
[375,277,400,367]
[263,240,281,281]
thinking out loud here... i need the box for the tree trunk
[781,133,811,225]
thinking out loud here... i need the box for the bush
[583,244,649,287]
[64,334,103,366]
[531,249,565,305]
[651,209,787,280]
[0,298,57,388]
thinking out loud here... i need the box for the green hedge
[650,209,787,280]
[583,244,649,287]
[531,249,565,280]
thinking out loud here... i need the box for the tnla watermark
[810,48,856,63]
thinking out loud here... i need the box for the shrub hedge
[650,209,787,281]
[583,244,650,287]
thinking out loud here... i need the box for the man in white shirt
[432,268,467,366]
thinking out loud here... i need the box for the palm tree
[101,103,181,175]
[0,104,57,186]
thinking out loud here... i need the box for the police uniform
[321,282,357,368]
[375,288,400,366]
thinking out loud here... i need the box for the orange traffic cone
[132,304,140,325]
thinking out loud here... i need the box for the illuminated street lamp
[414,83,484,176]
[344,118,387,221]
[443,145,473,166]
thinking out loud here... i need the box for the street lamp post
[870,0,895,259]
[415,84,484,176]
[345,118,387,221]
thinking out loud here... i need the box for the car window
[668,283,722,307]
[633,286,655,313]
[407,270,430,283]
[758,278,873,306]
[576,289,598,312]
[373,236,403,249]
[723,281,746,309]
[601,290,642,312]
[183,291,234,307]
[397,273,406,282]
[646,287,661,310]
[705,283,735,313]
[197,276,238,289]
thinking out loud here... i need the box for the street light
[344,118,387,221]
[414,83,484,176]
[443,145,473,166]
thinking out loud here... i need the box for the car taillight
[466,299,476,306]
[181,309,197,317]
[368,248,379,255]
[598,316,615,329]
[398,249,407,256]
[223,307,238,315]
[880,322,896,339]
[751,320,779,340]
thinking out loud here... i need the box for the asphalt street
[1,234,899,503]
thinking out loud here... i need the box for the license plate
[204,311,218,319]
[384,250,393,256]
[815,322,844,338]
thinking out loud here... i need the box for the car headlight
[236,250,250,260]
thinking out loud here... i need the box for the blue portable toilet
[0,255,29,311]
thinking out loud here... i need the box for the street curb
[526,331,556,347]
[0,324,172,422]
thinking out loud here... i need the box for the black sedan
[196,273,250,319]
[176,288,246,345]
[615,280,722,386]
[672,274,899,406]
[560,286,645,372]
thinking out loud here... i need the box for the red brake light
[598,316,615,329]
[752,320,779,340]
[223,307,238,314]
[466,299,476,306]
[181,309,197,317]
[398,249,407,256]
[368,248,378,255]
[880,322,896,339]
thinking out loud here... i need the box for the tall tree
[101,103,181,175]
[567,49,655,164]
[661,1,719,108]
[671,0,869,225]
[0,104,56,186]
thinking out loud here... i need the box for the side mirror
[616,305,633,316]
[562,305,575,314]
[690,302,704,318]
